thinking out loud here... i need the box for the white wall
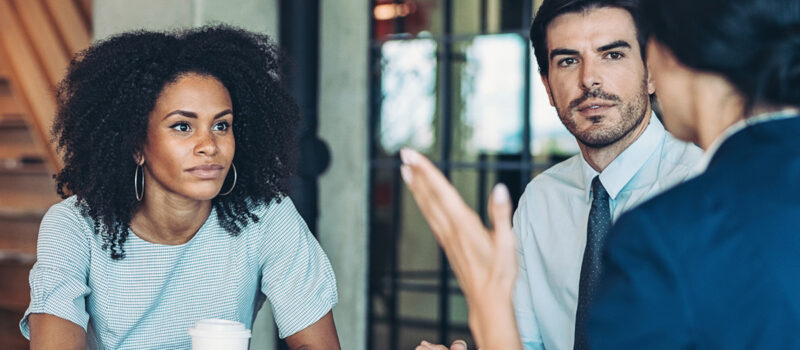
[93,0,278,41]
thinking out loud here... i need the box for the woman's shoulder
[35,196,97,261]
[247,195,300,223]
[241,195,310,240]
[41,196,95,238]
[43,196,91,224]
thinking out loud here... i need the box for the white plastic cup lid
[188,319,252,339]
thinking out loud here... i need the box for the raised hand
[415,339,468,350]
[400,148,522,350]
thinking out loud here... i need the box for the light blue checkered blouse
[20,195,338,349]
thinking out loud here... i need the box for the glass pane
[450,166,527,222]
[377,38,439,159]
[450,169,491,221]
[529,57,580,160]
[448,292,468,324]
[398,325,438,350]
[413,0,444,37]
[371,322,391,349]
[369,166,399,349]
[372,1,533,38]
[372,294,388,318]
[451,0,531,35]
[398,290,438,320]
[373,11,400,40]
[448,289,475,346]
[397,185,441,272]
[484,0,503,33]
[370,167,399,277]
[450,34,528,162]
[448,327,475,349]
[452,0,481,34]
[373,0,443,39]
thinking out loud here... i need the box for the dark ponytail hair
[642,0,800,110]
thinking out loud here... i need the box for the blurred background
[0,0,576,349]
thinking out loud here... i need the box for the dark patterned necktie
[574,176,611,350]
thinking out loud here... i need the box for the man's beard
[556,79,649,149]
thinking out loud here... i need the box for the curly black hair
[52,25,299,259]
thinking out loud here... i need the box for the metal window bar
[366,1,378,348]
[521,0,534,185]
[437,0,454,344]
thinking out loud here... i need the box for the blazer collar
[695,108,800,174]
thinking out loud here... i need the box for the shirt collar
[693,108,800,174]
[580,112,665,201]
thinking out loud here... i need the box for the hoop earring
[134,163,145,201]
[219,163,237,196]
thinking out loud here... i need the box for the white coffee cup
[189,319,252,350]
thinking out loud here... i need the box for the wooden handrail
[0,3,92,347]
[79,0,93,26]
[0,58,8,80]
[13,0,70,88]
[44,0,91,57]
[0,0,62,172]
[0,94,25,117]
[0,115,27,127]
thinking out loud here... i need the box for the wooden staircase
[0,0,92,347]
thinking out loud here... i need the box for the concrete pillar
[317,0,370,349]
[93,0,278,41]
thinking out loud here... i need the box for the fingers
[401,163,455,244]
[488,183,518,290]
[400,149,469,216]
[401,148,484,237]
[489,183,515,258]
[488,183,512,235]
[400,149,482,244]
[400,148,489,283]
[416,340,450,350]
[400,148,451,204]
[400,149,453,236]
[451,339,468,350]
[400,148,445,186]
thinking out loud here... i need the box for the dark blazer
[587,115,800,349]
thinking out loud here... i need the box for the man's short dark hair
[530,0,648,77]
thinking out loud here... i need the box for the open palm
[400,148,522,350]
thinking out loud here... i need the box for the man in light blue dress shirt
[513,0,702,349]
[415,1,701,350]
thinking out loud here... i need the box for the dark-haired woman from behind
[401,0,799,348]
[21,26,340,349]
[588,0,800,348]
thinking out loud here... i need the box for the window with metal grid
[367,1,578,349]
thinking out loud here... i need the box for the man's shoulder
[635,129,704,192]
[659,129,704,171]
[517,154,583,203]
[529,154,583,188]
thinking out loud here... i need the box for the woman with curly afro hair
[20,25,340,349]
